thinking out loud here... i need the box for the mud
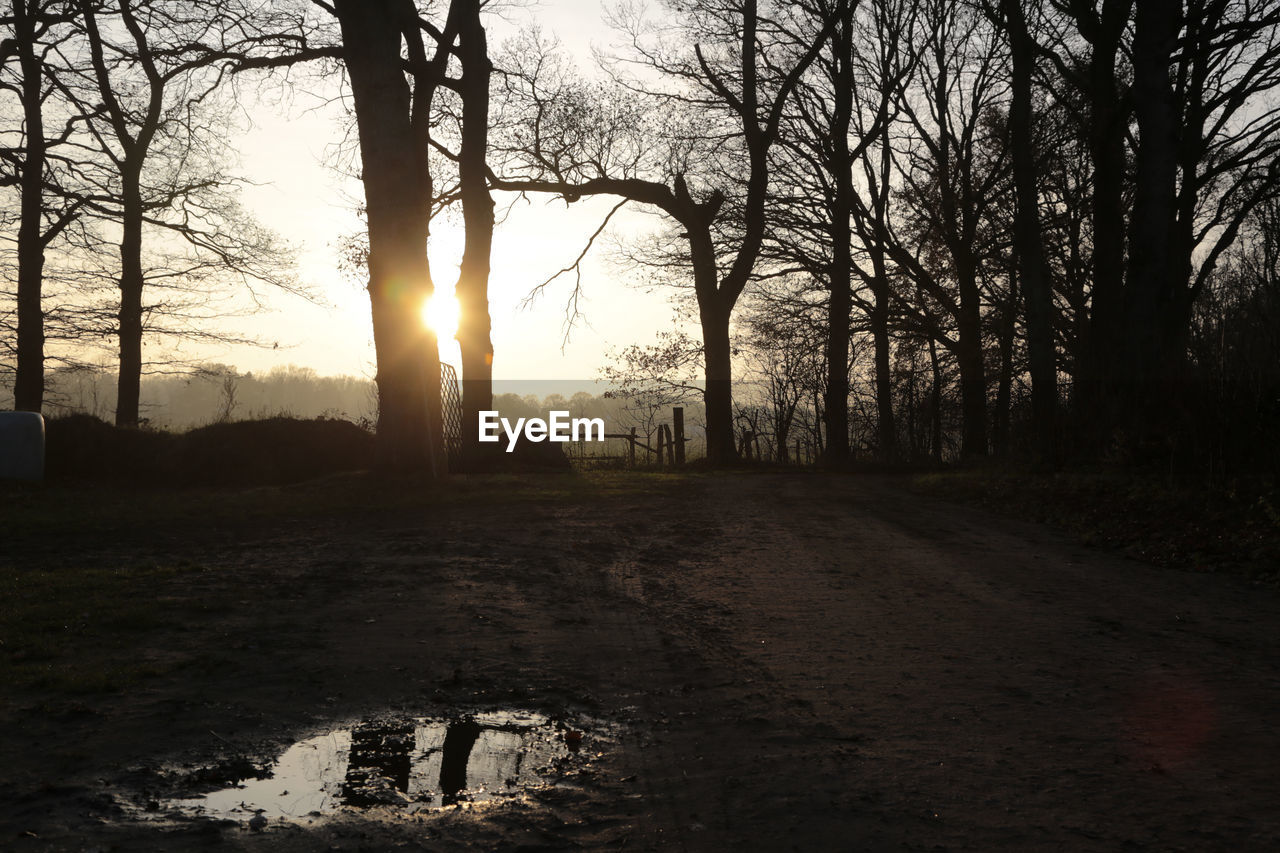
[2,473,1278,851]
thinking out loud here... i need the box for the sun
[421,291,460,341]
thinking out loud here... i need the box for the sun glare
[422,292,461,341]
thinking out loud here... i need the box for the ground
[1,472,1278,851]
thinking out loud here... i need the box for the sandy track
[2,473,1278,851]
[606,476,1280,850]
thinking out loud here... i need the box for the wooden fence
[603,406,689,468]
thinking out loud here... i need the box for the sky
[216,1,679,385]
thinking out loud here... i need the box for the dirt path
[2,473,1278,851]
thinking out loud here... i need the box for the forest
[3,0,1279,480]
[6,3,1280,850]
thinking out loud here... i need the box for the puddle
[151,710,590,822]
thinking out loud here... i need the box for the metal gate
[440,362,463,469]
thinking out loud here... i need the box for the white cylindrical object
[0,412,45,482]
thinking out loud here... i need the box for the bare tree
[867,0,1012,458]
[768,0,917,463]
[1126,0,1280,437]
[1045,0,1132,439]
[985,0,1058,463]
[493,0,832,464]
[208,0,500,472]
[1044,0,1280,448]
[601,327,704,460]
[451,0,496,464]
[46,0,300,427]
[739,298,826,463]
[1,0,84,412]
[322,0,455,473]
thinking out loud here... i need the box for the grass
[0,469,690,540]
[0,468,695,700]
[0,560,221,696]
[912,467,1280,581]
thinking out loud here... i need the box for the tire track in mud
[702,475,1280,850]
[493,495,806,850]
[615,482,894,846]
[548,506,703,851]
[7,474,1279,852]
[529,474,1280,850]
[570,494,859,849]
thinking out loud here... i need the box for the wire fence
[441,363,463,470]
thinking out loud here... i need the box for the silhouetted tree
[987,0,1058,462]
[55,0,299,426]
[494,0,833,465]
[1,0,83,412]
[451,0,496,465]
[325,0,454,473]
[1045,0,1132,442]
[1043,0,1280,453]
[875,0,1012,458]
[1125,0,1280,440]
[769,0,917,463]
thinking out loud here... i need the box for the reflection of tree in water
[340,721,414,807]
[337,718,491,807]
[438,720,483,806]
[159,711,578,820]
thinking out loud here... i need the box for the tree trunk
[994,270,1017,457]
[905,347,918,459]
[700,296,736,465]
[823,1,855,467]
[775,404,791,464]
[1077,0,1134,439]
[824,247,852,466]
[115,175,145,427]
[454,0,495,465]
[871,297,895,460]
[1125,0,1182,434]
[869,141,897,460]
[928,334,944,461]
[13,0,46,413]
[956,264,988,458]
[869,236,897,459]
[1003,0,1057,462]
[337,0,444,474]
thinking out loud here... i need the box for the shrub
[43,415,374,486]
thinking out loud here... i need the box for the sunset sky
[220,1,677,384]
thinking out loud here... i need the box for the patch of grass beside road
[0,470,693,700]
[0,560,222,696]
[913,468,1280,582]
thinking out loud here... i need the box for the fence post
[656,426,665,467]
[673,407,685,466]
[629,426,636,468]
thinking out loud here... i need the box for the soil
[2,472,1279,851]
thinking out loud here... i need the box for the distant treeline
[13,365,377,430]
[13,364,710,460]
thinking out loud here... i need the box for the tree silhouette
[2,0,84,413]
[494,0,833,464]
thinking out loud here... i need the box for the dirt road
[2,473,1278,850]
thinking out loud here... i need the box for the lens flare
[422,292,460,340]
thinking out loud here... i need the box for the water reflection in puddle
[164,710,580,822]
